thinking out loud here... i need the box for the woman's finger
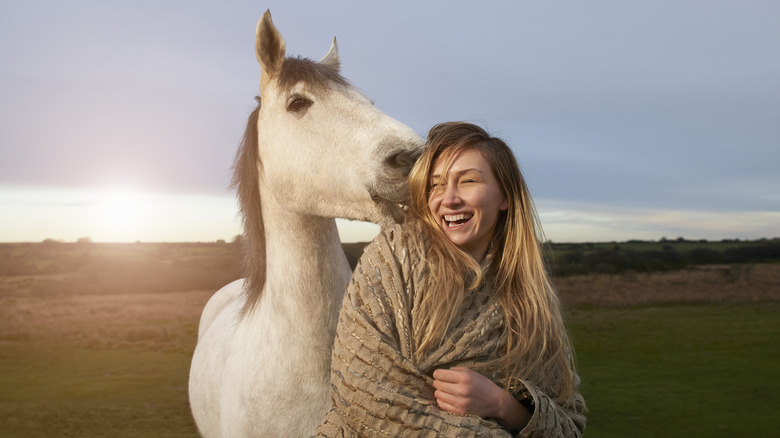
[434,389,460,405]
[432,378,466,396]
[432,367,464,383]
[435,393,466,415]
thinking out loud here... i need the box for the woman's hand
[432,367,531,431]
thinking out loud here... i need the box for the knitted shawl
[316,224,586,437]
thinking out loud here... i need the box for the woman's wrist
[494,389,533,431]
[516,385,536,416]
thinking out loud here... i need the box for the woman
[317,122,585,437]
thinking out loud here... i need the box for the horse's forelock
[277,57,349,94]
[231,99,266,315]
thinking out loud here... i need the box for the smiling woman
[316,122,586,437]
[428,149,509,260]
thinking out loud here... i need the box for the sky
[1,0,778,243]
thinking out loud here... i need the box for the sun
[97,189,149,241]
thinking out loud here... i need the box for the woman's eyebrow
[435,168,482,176]
[430,168,484,183]
[450,168,484,177]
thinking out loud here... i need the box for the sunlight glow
[0,186,242,243]
[1,187,776,243]
[96,190,150,241]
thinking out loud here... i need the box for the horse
[188,10,424,437]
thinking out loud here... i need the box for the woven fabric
[316,224,586,437]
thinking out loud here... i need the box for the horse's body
[188,10,423,437]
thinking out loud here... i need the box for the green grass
[0,342,199,438]
[568,302,780,437]
[1,303,777,437]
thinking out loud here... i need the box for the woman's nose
[441,184,462,207]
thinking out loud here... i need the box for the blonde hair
[408,121,577,404]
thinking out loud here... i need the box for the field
[1,242,779,437]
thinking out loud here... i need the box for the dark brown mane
[231,99,265,315]
[232,57,350,315]
[277,57,349,93]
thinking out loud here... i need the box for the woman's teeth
[444,213,473,227]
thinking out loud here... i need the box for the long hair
[407,121,577,404]
[231,98,266,316]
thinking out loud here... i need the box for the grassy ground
[0,287,212,438]
[568,303,779,437]
[0,342,198,438]
[3,302,777,437]
[1,243,778,436]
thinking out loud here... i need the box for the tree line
[546,238,780,276]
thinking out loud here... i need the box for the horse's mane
[232,99,265,316]
[231,56,349,315]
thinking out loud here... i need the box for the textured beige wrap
[316,224,586,437]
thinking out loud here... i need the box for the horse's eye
[287,97,313,113]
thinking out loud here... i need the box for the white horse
[189,10,423,438]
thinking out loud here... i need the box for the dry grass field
[0,242,240,437]
[555,263,780,307]
[1,242,778,437]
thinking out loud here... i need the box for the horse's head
[250,10,423,226]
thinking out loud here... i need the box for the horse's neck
[259,186,351,329]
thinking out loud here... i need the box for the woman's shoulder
[368,219,428,265]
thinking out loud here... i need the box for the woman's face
[428,149,508,260]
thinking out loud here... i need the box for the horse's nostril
[385,149,421,170]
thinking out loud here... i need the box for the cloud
[537,199,780,242]
[1,0,778,242]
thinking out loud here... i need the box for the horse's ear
[255,10,286,90]
[319,37,340,72]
